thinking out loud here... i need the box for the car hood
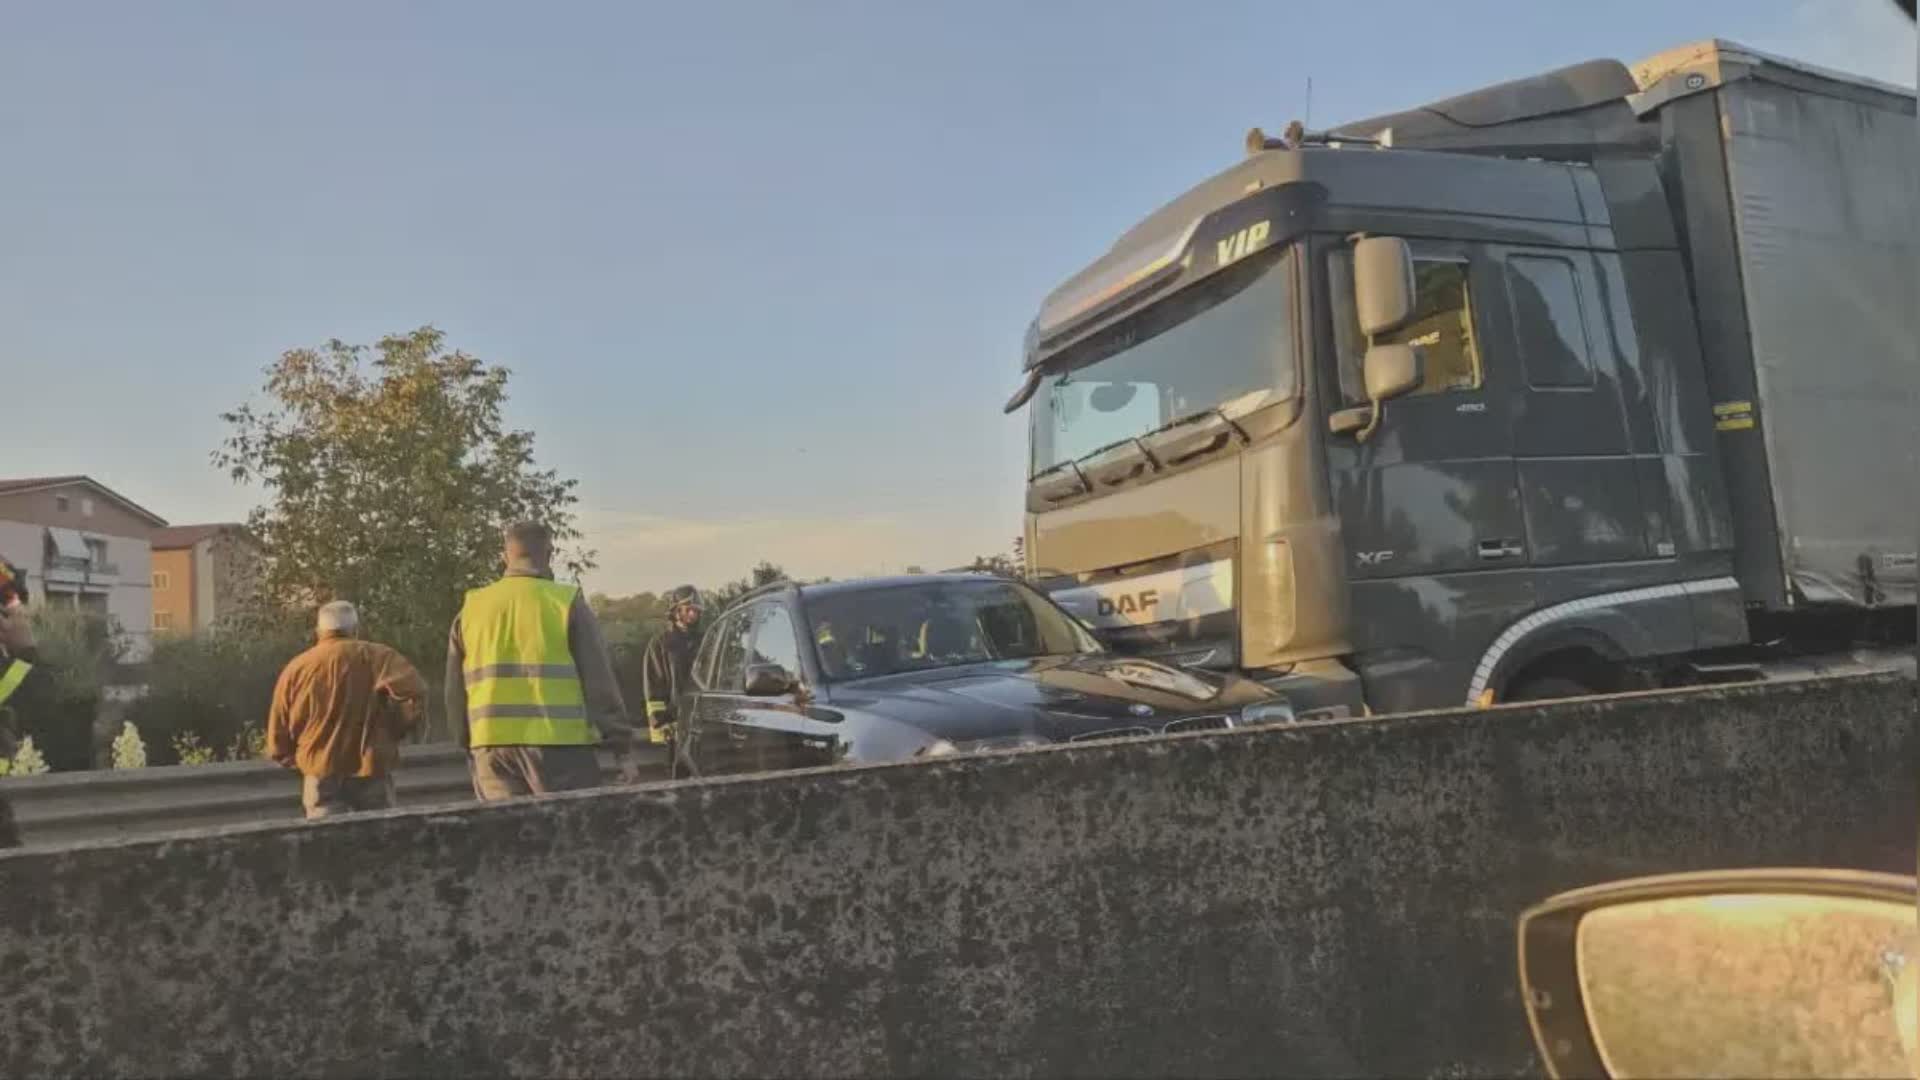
[825,654,1275,743]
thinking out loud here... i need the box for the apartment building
[151,523,261,634]
[0,476,165,658]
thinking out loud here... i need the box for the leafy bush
[0,736,51,777]
[110,722,146,769]
[171,732,217,766]
[124,617,306,766]
[20,608,124,770]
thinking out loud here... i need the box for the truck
[1007,40,1916,718]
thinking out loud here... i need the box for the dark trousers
[468,746,603,801]
[302,774,398,819]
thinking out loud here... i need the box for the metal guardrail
[0,744,669,849]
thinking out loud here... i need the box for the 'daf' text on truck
[1008,41,1916,718]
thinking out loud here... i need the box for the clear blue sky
[2,0,1911,594]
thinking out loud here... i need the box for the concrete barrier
[0,745,671,848]
[0,674,1910,1077]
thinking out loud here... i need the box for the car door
[729,600,842,772]
[679,607,729,772]
[684,609,755,776]
[1318,234,1533,709]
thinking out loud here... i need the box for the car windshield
[1030,247,1299,474]
[806,579,1101,681]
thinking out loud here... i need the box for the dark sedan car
[673,573,1298,776]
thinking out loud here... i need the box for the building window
[152,611,174,632]
[85,538,108,567]
[80,497,95,517]
[152,571,171,591]
[55,495,70,512]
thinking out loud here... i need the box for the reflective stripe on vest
[0,659,30,709]
[459,577,595,747]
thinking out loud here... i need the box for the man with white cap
[267,599,427,819]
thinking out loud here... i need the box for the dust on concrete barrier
[0,674,1910,1077]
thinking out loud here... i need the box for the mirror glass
[1576,892,1917,1079]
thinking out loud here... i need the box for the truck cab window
[1329,249,1483,406]
[1506,255,1596,389]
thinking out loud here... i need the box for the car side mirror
[1329,345,1424,440]
[1518,869,1919,1079]
[743,663,795,697]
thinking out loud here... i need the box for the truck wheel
[1503,675,1600,703]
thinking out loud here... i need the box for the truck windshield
[1030,247,1298,474]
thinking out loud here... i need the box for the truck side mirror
[1353,237,1415,336]
[1330,345,1424,439]
[1331,237,1422,442]
[1363,344,1422,401]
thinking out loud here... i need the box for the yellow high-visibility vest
[0,658,30,709]
[459,577,596,747]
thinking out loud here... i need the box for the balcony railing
[43,555,120,578]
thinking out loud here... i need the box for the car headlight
[1240,700,1297,726]
[969,734,1054,751]
[916,734,1053,758]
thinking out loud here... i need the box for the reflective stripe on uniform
[464,663,578,681]
[459,577,596,748]
[645,700,668,717]
[0,660,30,708]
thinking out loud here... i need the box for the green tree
[215,326,588,738]
[708,560,788,607]
[965,539,1027,579]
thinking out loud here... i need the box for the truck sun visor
[1029,216,1201,364]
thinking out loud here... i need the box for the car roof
[712,573,1026,621]
[797,573,1015,599]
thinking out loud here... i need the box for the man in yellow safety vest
[446,521,636,799]
[0,561,49,847]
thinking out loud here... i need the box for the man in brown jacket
[267,600,427,819]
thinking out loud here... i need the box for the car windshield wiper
[1065,388,1280,472]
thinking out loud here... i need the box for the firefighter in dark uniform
[640,585,704,772]
[0,559,50,848]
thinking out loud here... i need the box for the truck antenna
[1304,76,1314,131]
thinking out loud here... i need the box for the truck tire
[1503,675,1600,703]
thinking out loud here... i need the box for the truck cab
[1010,43,1916,717]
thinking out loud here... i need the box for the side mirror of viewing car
[1518,868,1919,1079]
[1329,344,1423,440]
[743,663,796,697]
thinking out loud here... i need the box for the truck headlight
[1240,700,1297,726]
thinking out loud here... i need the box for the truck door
[1495,248,1649,572]
[1319,235,1532,712]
